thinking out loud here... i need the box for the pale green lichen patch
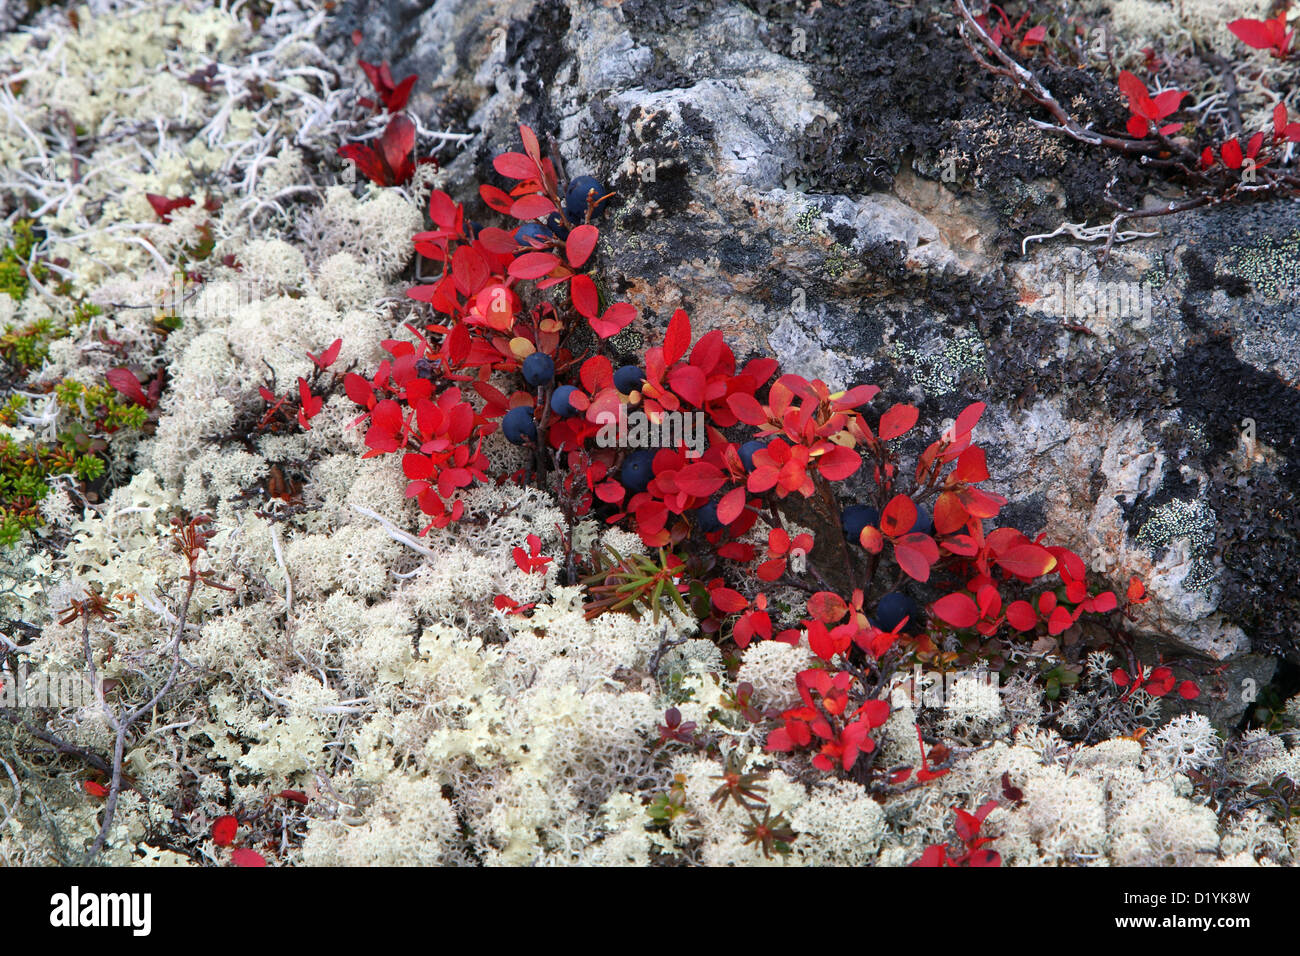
[1136,497,1218,593]
[891,330,986,397]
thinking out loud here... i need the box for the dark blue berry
[514,222,552,251]
[875,592,923,634]
[738,439,768,471]
[521,352,555,386]
[546,212,570,239]
[621,448,656,493]
[565,175,606,222]
[695,501,723,533]
[502,406,536,445]
[550,385,580,417]
[910,505,934,536]
[613,365,644,393]
[841,505,880,541]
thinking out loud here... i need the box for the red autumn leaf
[1005,600,1037,631]
[711,587,749,614]
[145,193,195,220]
[570,273,599,318]
[1178,680,1200,700]
[308,338,342,370]
[212,815,238,847]
[510,194,557,220]
[83,780,108,798]
[279,790,309,804]
[880,494,918,537]
[106,367,151,407]
[727,393,767,426]
[675,462,726,497]
[479,184,515,214]
[717,486,747,524]
[231,848,267,868]
[995,544,1057,578]
[1146,666,1176,697]
[858,525,884,554]
[589,302,636,338]
[895,533,939,583]
[816,445,861,481]
[565,224,599,268]
[493,151,539,180]
[807,591,849,624]
[1046,605,1074,635]
[668,364,707,406]
[508,251,561,280]
[878,403,919,441]
[1089,591,1118,613]
[932,592,978,629]
[1221,138,1243,169]
[952,401,986,437]
[663,308,692,365]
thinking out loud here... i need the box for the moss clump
[0,219,42,301]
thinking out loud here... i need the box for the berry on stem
[522,352,555,386]
[502,406,537,445]
[621,448,656,492]
[550,385,580,417]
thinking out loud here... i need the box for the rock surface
[329,0,1300,721]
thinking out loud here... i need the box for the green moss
[0,219,43,301]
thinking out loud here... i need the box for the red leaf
[668,364,707,406]
[1228,17,1277,51]
[1117,70,1154,117]
[1178,680,1200,700]
[816,445,861,481]
[1151,89,1186,119]
[508,252,561,280]
[590,302,636,338]
[880,494,918,537]
[951,401,986,438]
[309,337,342,369]
[663,308,692,365]
[1005,600,1037,632]
[807,591,849,624]
[727,393,767,426]
[83,780,108,798]
[676,461,726,497]
[1221,138,1243,170]
[717,486,747,524]
[509,194,557,220]
[479,184,515,214]
[212,815,238,847]
[231,848,267,868]
[878,403,919,441]
[932,593,978,629]
[995,544,1057,579]
[565,224,599,268]
[711,587,749,614]
[895,534,938,583]
[493,151,539,180]
[279,790,309,804]
[106,367,150,407]
[570,273,599,318]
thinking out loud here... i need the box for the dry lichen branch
[84,516,229,860]
[953,0,1300,258]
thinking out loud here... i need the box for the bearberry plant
[338,123,1195,813]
